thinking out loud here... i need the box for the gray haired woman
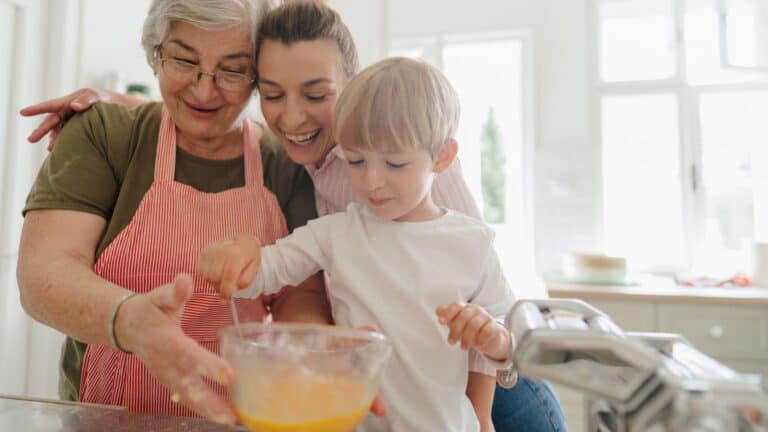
[17,0,327,423]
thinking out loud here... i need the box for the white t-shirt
[237,203,515,431]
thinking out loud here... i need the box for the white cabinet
[656,303,768,362]
[543,282,768,432]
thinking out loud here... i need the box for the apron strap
[154,107,177,182]
[243,120,264,187]
[155,107,264,186]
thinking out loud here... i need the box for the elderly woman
[22,2,567,431]
[16,0,329,424]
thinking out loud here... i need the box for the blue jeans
[492,377,566,432]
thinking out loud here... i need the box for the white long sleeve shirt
[305,146,495,375]
[237,203,515,431]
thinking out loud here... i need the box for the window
[391,33,537,291]
[595,0,768,276]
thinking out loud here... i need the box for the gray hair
[141,0,267,70]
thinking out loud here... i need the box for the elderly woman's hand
[115,273,236,424]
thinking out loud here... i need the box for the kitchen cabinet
[544,279,768,432]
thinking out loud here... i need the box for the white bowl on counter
[561,253,628,285]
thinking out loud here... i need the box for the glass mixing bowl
[220,323,392,432]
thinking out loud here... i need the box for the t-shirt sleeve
[23,104,129,218]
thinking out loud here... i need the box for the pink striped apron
[79,107,288,416]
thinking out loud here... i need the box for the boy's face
[341,146,443,222]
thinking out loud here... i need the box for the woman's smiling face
[156,21,254,150]
[257,39,348,167]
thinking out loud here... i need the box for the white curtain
[0,0,80,399]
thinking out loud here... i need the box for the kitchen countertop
[546,275,768,306]
[0,394,242,432]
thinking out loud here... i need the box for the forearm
[467,372,496,432]
[17,213,128,345]
[270,272,332,324]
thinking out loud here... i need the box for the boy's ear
[432,138,458,174]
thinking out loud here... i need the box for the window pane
[685,0,767,85]
[723,0,768,68]
[441,38,537,292]
[443,40,524,219]
[598,0,676,82]
[695,91,768,274]
[602,94,685,270]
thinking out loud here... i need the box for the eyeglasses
[154,46,255,92]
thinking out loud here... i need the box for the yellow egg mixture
[234,373,372,432]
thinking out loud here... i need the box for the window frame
[589,0,768,271]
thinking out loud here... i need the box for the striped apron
[79,107,288,416]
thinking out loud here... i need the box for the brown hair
[256,0,359,78]
[334,57,460,158]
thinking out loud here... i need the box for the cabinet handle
[710,325,724,339]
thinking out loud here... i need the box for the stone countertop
[0,394,242,432]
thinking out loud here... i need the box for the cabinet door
[657,303,768,361]
[585,299,656,332]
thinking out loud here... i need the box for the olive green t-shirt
[23,102,317,401]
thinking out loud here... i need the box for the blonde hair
[334,57,460,157]
[141,0,267,73]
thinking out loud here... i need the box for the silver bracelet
[108,292,137,354]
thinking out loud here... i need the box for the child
[198,57,515,432]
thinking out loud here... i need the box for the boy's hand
[197,235,262,298]
[436,302,511,361]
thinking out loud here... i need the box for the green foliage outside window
[481,107,506,223]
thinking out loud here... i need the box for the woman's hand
[198,235,262,298]
[115,273,236,424]
[436,302,512,361]
[19,88,145,150]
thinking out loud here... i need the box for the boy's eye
[386,161,409,169]
[347,159,364,165]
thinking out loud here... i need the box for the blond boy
[199,57,515,432]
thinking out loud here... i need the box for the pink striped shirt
[305,146,482,219]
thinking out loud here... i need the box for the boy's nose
[365,166,385,190]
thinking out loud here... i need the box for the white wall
[329,0,388,68]
[2,0,80,399]
[78,0,156,94]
